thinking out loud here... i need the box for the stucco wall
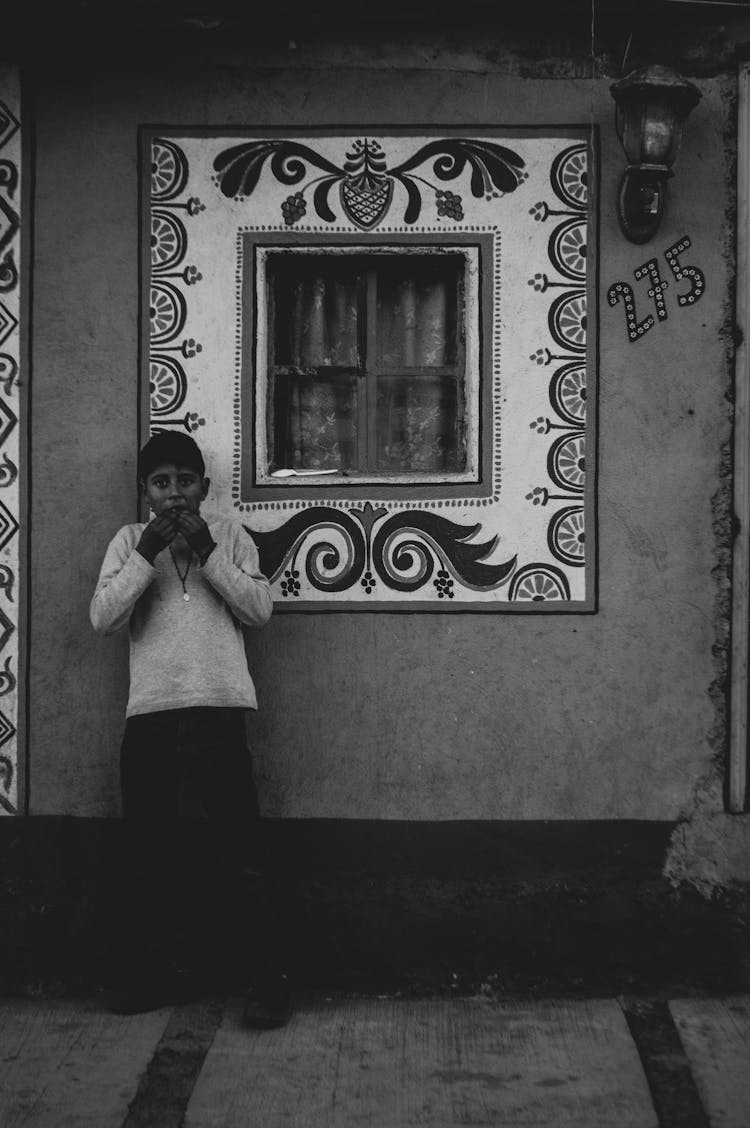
[26,40,732,822]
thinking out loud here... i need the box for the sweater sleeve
[89,526,156,635]
[200,520,273,628]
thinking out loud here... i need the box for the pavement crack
[121,999,223,1128]
[619,997,710,1128]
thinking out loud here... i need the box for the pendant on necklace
[183,592,190,602]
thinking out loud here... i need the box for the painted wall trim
[730,62,750,812]
[7,815,749,993]
[0,68,23,817]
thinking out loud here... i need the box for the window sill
[261,469,479,488]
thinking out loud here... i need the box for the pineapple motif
[340,140,394,230]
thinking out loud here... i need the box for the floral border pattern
[145,131,595,609]
[527,143,588,571]
[148,139,207,436]
[0,75,20,815]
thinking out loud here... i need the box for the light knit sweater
[90,515,273,717]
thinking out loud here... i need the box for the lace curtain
[271,259,464,473]
[274,274,359,471]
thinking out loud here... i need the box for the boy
[90,431,290,1025]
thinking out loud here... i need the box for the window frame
[242,233,494,502]
[265,251,468,479]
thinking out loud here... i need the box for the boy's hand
[136,512,178,564]
[176,512,216,564]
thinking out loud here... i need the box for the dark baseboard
[1,816,748,997]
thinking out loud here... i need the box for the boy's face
[142,462,209,517]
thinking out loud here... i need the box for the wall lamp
[610,65,701,244]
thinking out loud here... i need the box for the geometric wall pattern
[142,127,597,610]
[0,68,20,813]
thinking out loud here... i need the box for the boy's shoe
[242,972,294,1029]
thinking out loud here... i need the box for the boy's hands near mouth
[176,511,216,564]
[136,512,179,565]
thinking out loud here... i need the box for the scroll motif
[246,504,516,598]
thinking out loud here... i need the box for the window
[254,246,480,487]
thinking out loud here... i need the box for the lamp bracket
[617,168,667,244]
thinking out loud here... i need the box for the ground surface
[1,993,748,1126]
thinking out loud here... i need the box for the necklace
[168,547,192,602]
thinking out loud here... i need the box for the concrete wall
[25,36,734,840]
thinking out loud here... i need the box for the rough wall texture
[24,37,737,854]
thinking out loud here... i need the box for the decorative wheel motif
[548,434,585,493]
[151,210,186,271]
[549,291,587,352]
[149,281,186,344]
[548,218,587,282]
[509,563,571,602]
[151,139,188,201]
[150,356,188,416]
[549,363,586,425]
[550,143,587,209]
[548,506,585,566]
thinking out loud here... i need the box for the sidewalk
[1,993,748,1127]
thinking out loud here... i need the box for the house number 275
[607,236,705,343]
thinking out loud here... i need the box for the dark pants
[118,707,282,987]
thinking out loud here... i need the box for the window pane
[271,373,357,472]
[376,373,466,472]
[375,259,459,368]
[271,258,359,367]
[264,251,470,479]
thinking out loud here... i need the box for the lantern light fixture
[610,65,701,244]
